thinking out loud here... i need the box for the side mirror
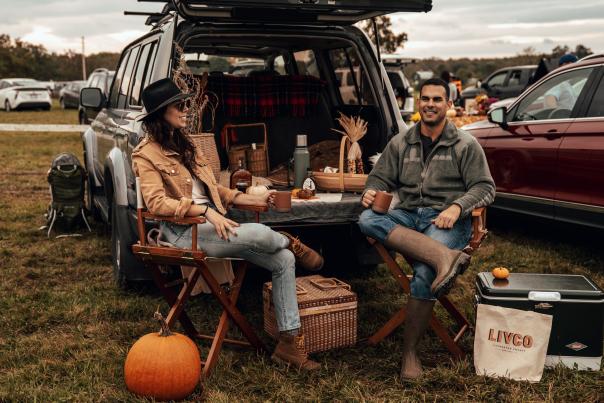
[488,106,507,128]
[80,87,105,109]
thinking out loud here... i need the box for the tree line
[0,34,119,81]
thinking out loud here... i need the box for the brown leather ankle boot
[280,232,324,271]
[384,225,471,298]
[271,333,321,371]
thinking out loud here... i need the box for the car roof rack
[124,0,174,26]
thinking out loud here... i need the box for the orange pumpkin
[491,267,510,280]
[124,312,201,401]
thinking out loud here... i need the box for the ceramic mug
[273,191,292,213]
[372,191,393,214]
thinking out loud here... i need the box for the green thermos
[293,134,310,188]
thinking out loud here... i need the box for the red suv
[463,55,604,229]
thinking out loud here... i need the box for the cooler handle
[309,278,351,291]
[528,291,561,302]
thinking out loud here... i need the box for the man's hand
[432,204,462,229]
[361,189,377,208]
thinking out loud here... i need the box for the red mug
[372,191,393,214]
[273,191,292,212]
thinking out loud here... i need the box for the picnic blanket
[207,74,325,119]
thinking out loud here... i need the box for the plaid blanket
[207,74,325,119]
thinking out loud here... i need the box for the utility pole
[81,36,87,81]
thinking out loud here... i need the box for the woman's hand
[204,207,240,240]
[233,191,275,208]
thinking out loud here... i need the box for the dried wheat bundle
[331,112,368,174]
[172,44,218,135]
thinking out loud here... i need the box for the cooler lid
[476,272,604,300]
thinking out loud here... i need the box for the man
[358,78,495,380]
[545,53,579,110]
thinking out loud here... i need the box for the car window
[117,46,140,109]
[328,47,374,105]
[512,67,594,122]
[294,50,321,79]
[508,70,522,86]
[586,75,604,117]
[109,50,132,108]
[487,71,507,88]
[129,42,156,107]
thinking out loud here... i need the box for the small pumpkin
[124,311,201,401]
[491,267,510,280]
[297,189,314,199]
[246,181,269,196]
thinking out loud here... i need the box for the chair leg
[197,262,267,353]
[367,307,406,345]
[149,264,200,338]
[202,262,248,379]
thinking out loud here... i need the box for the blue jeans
[160,221,301,332]
[358,207,472,300]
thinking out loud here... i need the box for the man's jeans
[358,207,472,300]
[160,221,301,332]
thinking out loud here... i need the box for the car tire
[60,98,66,109]
[4,100,11,112]
[110,194,130,290]
[79,111,87,125]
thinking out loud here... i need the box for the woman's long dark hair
[141,105,197,174]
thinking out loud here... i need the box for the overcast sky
[1,0,603,59]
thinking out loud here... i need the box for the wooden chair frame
[131,178,268,379]
[366,207,488,358]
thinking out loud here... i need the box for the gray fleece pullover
[365,120,495,217]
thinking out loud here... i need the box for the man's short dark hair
[420,78,450,100]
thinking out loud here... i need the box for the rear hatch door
[173,0,432,24]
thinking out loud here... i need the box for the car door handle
[545,130,561,140]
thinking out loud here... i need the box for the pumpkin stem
[154,309,172,337]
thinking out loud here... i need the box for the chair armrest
[472,207,485,218]
[232,203,269,213]
[141,212,206,225]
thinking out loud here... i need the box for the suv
[79,68,115,124]
[460,65,537,105]
[463,56,604,228]
[80,0,430,286]
[382,55,415,121]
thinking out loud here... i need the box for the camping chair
[366,207,488,358]
[131,177,269,379]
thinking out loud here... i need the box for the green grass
[0,110,603,402]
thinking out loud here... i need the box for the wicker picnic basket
[222,122,270,175]
[263,275,357,353]
[189,133,221,179]
[312,135,367,193]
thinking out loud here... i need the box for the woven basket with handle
[312,135,368,193]
[263,275,357,353]
[189,133,221,179]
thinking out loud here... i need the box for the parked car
[462,55,604,228]
[0,78,52,111]
[78,68,115,124]
[460,65,537,105]
[382,54,415,121]
[59,80,86,109]
[81,0,427,286]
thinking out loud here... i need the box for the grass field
[0,107,603,402]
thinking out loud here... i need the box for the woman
[132,78,322,370]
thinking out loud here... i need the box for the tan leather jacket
[132,136,240,217]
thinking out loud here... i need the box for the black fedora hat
[137,78,192,121]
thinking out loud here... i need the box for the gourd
[246,182,269,196]
[124,312,201,401]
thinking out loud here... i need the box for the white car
[0,78,52,111]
